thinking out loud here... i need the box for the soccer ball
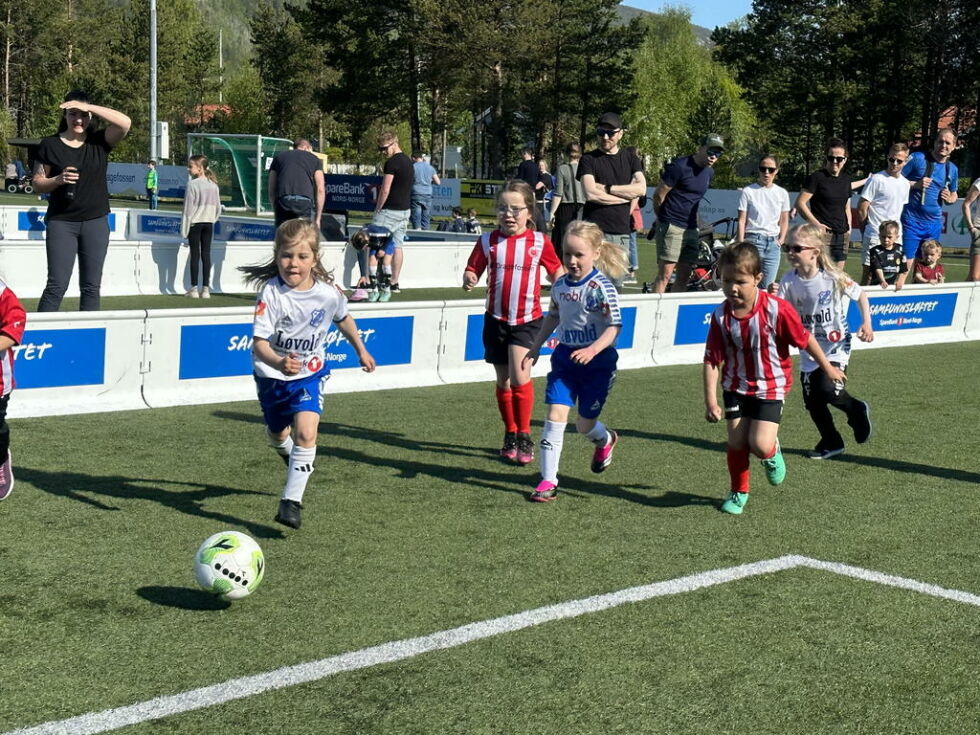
[194,531,265,601]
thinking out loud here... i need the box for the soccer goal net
[186,134,293,214]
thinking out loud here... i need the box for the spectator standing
[901,128,959,275]
[31,90,131,312]
[373,131,413,292]
[181,154,221,298]
[856,144,912,285]
[410,152,440,230]
[268,138,325,229]
[651,133,723,293]
[578,112,647,287]
[962,177,980,280]
[515,149,538,189]
[548,141,585,257]
[795,138,853,270]
[146,160,159,210]
[736,154,791,288]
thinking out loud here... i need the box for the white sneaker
[186,288,200,298]
[201,287,211,299]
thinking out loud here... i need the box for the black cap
[597,112,623,130]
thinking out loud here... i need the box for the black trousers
[800,365,858,447]
[38,216,110,312]
[187,222,214,288]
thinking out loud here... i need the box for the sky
[622,0,754,31]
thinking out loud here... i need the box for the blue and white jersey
[549,268,622,348]
[778,269,862,372]
[251,276,349,381]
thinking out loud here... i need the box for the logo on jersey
[827,329,842,343]
[310,309,325,328]
[585,281,609,315]
[306,355,323,373]
[277,314,293,330]
[300,389,312,402]
[255,300,267,317]
[528,247,539,258]
[818,289,832,306]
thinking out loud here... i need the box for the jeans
[746,233,781,288]
[147,188,158,210]
[411,194,432,230]
[602,232,631,288]
[38,216,111,312]
[274,195,314,226]
[628,231,639,271]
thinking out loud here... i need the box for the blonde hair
[238,219,333,287]
[377,130,398,146]
[786,223,850,293]
[564,220,630,280]
[878,220,900,238]
[920,239,942,256]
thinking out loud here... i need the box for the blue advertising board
[138,213,182,235]
[464,307,638,361]
[178,316,414,380]
[18,211,116,232]
[324,175,382,212]
[216,220,277,242]
[673,302,721,345]
[15,328,106,389]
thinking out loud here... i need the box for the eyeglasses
[887,157,907,165]
[706,148,724,157]
[596,128,620,138]
[782,245,815,254]
[377,144,391,153]
[826,155,847,163]
[758,166,777,174]
[497,206,528,216]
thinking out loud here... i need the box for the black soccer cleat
[849,400,873,444]
[275,499,303,529]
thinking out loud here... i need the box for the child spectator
[181,154,220,298]
[465,208,482,235]
[239,219,376,529]
[777,224,874,460]
[869,220,908,290]
[350,224,395,302]
[463,180,563,466]
[703,241,845,515]
[0,278,25,500]
[913,240,945,284]
[523,220,629,502]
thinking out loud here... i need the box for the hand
[462,271,478,291]
[894,279,904,292]
[767,282,779,295]
[940,188,957,204]
[856,324,874,343]
[919,177,932,191]
[570,346,596,364]
[825,365,847,384]
[358,351,377,372]
[938,273,945,283]
[879,280,888,289]
[522,350,539,369]
[705,403,723,423]
[280,353,302,376]
[61,168,79,186]
[59,100,91,113]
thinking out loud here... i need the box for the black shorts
[723,391,783,423]
[829,231,848,262]
[483,313,541,366]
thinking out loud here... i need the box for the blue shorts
[544,344,618,419]
[255,366,331,433]
[370,242,395,259]
[900,216,942,260]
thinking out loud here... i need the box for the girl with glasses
[736,154,791,288]
[776,224,874,461]
[463,181,564,467]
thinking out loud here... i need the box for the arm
[523,308,561,367]
[462,244,487,290]
[777,209,789,244]
[802,334,846,383]
[548,194,563,222]
[571,325,621,365]
[963,186,979,235]
[431,171,441,186]
[252,336,302,376]
[894,259,908,291]
[181,181,199,239]
[856,198,870,228]
[374,173,394,213]
[794,190,825,230]
[843,197,852,234]
[854,291,873,342]
[652,182,672,217]
[609,170,647,200]
[912,264,929,284]
[31,162,73,194]
[581,173,627,205]
[736,208,747,241]
[60,101,131,146]
[268,170,277,205]
[313,170,325,227]
[703,362,723,422]
[334,314,376,372]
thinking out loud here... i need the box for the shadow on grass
[137,586,231,611]
[17,468,285,540]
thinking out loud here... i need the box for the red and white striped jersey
[0,279,26,396]
[703,290,809,400]
[465,229,562,325]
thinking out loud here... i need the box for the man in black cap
[578,112,647,284]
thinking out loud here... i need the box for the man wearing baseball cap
[577,112,647,285]
[651,133,724,293]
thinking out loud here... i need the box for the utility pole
[149,0,158,162]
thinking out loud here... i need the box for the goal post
[186,133,293,214]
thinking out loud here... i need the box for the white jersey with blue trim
[251,276,349,381]
[549,268,622,348]
[778,269,862,372]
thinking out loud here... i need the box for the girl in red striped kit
[703,242,844,515]
[463,180,563,465]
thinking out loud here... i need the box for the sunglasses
[758,166,777,174]
[887,157,907,165]
[826,155,847,163]
[377,144,391,153]
[596,128,620,138]
[706,148,724,157]
[782,245,815,254]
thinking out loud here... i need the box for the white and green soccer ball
[194,531,265,601]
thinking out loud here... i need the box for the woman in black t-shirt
[32,90,131,311]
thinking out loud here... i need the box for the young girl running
[777,223,874,459]
[463,180,563,465]
[703,242,845,515]
[181,154,220,298]
[240,219,376,530]
[523,220,629,502]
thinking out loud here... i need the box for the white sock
[539,420,567,484]
[282,445,316,503]
[266,429,294,459]
[584,421,610,446]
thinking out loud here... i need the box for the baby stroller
[687,216,737,291]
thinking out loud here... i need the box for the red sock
[727,447,750,494]
[496,387,517,433]
[759,443,777,460]
[511,381,534,434]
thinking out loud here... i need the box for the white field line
[6,554,979,735]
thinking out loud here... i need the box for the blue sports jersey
[548,268,622,348]
[902,152,958,221]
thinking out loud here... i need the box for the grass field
[2,338,979,734]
